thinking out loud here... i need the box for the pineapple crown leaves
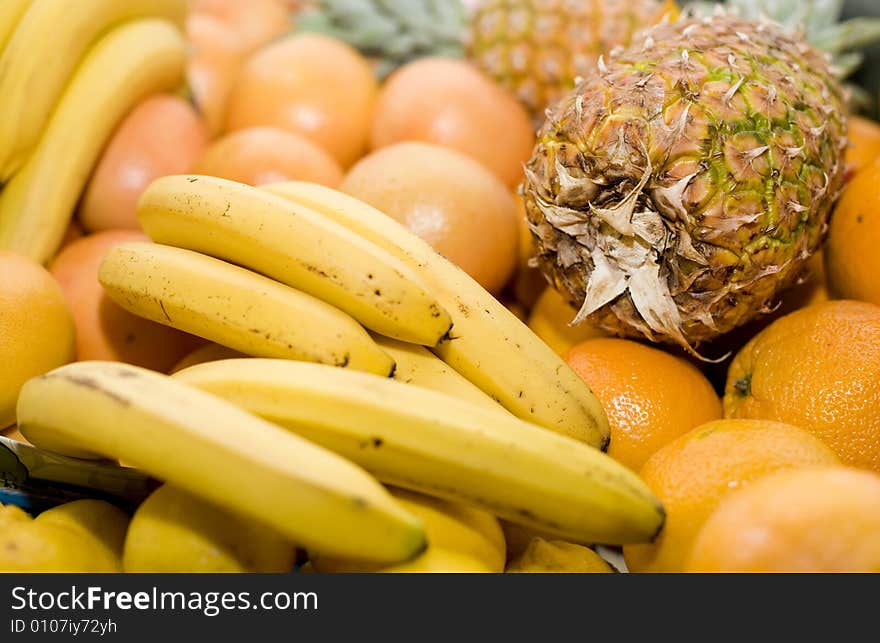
[684,0,880,79]
[294,0,467,79]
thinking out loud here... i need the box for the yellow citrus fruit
[341,142,519,293]
[724,300,880,472]
[826,158,880,306]
[623,419,839,572]
[528,287,607,355]
[506,538,614,573]
[0,252,75,428]
[687,467,880,572]
[564,338,721,472]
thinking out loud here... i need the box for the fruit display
[2,0,880,576]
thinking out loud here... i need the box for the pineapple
[468,0,679,124]
[522,13,848,356]
[294,0,468,79]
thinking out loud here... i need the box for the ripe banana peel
[175,358,665,545]
[99,242,395,376]
[0,0,186,180]
[0,18,186,263]
[16,361,427,563]
[0,0,30,55]
[262,182,610,449]
[137,175,453,346]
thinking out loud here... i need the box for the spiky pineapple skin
[468,0,675,124]
[522,14,848,353]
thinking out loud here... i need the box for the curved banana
[174,359,664,545]
[370,334,503,413]
[0,0,30,54]
[312,487,506,572]
[262,182,610,449]
[99,242,395,376]
[138,175,453,346]
[0,0,186,180]
[0,18,186,264]
[16,361,426,563]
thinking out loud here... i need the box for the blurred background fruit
[527,288,607,355]
[0,252,75,428]
[511,194,548,308]
[826,159,880,306]
[225,33,378,168]
[341,142,518,293]
[687,467,880,572]
[468,0,677,124]
[190,0,290,53]
[724,300,880,472]
[623,419,839,573]
[295,0,467,79]
[80,95,208,232]
[564,338,721,472]
[49,231,200,372]
[371,57,534,188]
[194,127,343,186]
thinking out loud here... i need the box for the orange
[826,158,880,306]
[186,12,246,137]
[80,95,208,232]
[528,288,607,356]
[48,231,200,373]
[687,467,880,572]
[623,419,839,572]
[341,142,518,294]
[724,300,880,472]
[190,0,289,53]
[845,115,880,176]
[225,34,378,168]
[0,252,75,428]
[194,127,343,187]
[371,58,534,189]
[564,338,721,472]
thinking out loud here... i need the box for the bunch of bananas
[0,0,188,264]
[9,175,666,570]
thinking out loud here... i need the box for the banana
[0,18,186,264]
[370,334,503,413]
[16,361,426,563]
[262,182,610,449]
[311,487,506,572]
[174,359,665,545]
[99,242,395,376]
[137,175,453,346]
[0,0,30,54]
[0,0,186,180]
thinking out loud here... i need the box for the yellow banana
[262,182,610,449]
[0,0,186,180]
[174,358,665,545]
[99,242,395,376]
[138,175,453,346]
[379,549,492,573]
[0,0,30,54]
[312,487,506,572]
[170,343,244,374]
[370,334,503,413]
[0,18,186,264]
[16,361,426,563]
